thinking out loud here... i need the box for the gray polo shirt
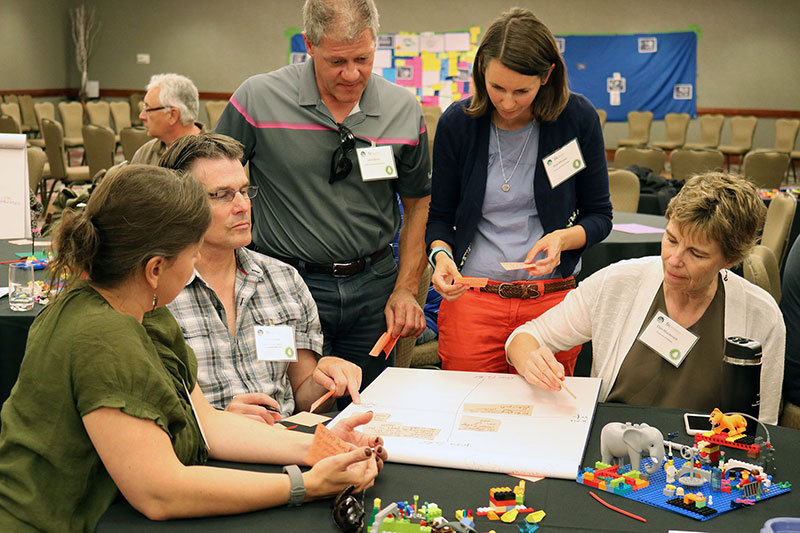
[216,59,431,264]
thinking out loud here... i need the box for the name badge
[357,145,398,181]
[542,138,586,189]
[637,310,699,368]
[254,325,298,362]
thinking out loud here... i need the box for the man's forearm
[395,195,431,295]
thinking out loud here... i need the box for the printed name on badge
[542,138,586,189]
[637,310,698,368]
[254,325,298,362]
[357,145,399,181]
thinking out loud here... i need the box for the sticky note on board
[469,26,481,44]
[421,52,440,71]
[447,52,459,75]
[304,423,352,465]
[395,33,420,56]
[421,95,440,107]
[444,32,471,52]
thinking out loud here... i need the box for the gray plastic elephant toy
[600,422,665,474]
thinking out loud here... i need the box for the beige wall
[0,0,74,90]
[4,0,799,149]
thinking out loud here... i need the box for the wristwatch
[428,246,453,269]
[282,464,305,506]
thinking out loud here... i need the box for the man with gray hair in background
[131,73,204,165]
[216,0,431,393]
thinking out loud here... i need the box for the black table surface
[577,211,667,282]
[97,402,799,532]
[0,239,48,407]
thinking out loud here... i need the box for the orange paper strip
[369,331,390,357]
[304,423,352,465]
[454,275,489,288]
[500,262,533,271]
[309,388,335,414]
[383,335,400,359]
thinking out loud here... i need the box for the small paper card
[282,411,331,427]
[453,275,488,288]
[357,145,398,181]
[542,138,586,189]
[254,325,298,361]
[304,423,352,465]
[500,262,532,271]
[638,310,698,368]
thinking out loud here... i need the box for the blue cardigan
[425,93,613,278]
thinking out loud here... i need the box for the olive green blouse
[607,280,726,411]
[0,283,207,532]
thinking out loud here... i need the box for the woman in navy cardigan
[425,8,612,374]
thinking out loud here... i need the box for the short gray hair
[146,73,199,126]
[303,0,379,46]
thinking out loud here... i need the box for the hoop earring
[152,291,158,311]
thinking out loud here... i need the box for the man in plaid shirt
[160,133,362,423]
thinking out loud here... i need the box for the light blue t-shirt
[461,121,579,282]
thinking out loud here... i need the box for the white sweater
[507,257,785,424]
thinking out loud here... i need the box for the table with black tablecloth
[577,211,667,282]
[97,402,798,532]
[0,239,48,408]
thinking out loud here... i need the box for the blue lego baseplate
[576,457,791,522]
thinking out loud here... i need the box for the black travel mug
[721,336,762,422]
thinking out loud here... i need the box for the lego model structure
[577,420,791,521]
[367,482,546,533]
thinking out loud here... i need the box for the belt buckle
[497,283,515,298]
[331,262,353,277]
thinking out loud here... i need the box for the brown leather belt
[278,246,391,278]
[480,278,576,299]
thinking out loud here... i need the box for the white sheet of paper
[254,325,298,361]
[374,49,393,69]
[422,69,440,87]
[444,32,471,52]
[0,288,9,299]
[0,134,31,239]
[395,34,420,54]
[638,310,698,368]
[330,368,602,479]
[542,138,586,189]
[357,145,398,181]
[610,91,621,106]
[420,32,445,53]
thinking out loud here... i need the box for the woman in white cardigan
[506,173,785,424]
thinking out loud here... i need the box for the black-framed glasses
[138,102,172,114]
[208,185,259,202]
[329,124,356,184]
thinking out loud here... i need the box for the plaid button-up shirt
[168,247,323,416]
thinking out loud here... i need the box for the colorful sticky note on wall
[469,26,481,44]
[395,33,420,56]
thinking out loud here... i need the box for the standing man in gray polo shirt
[215,0,431,391]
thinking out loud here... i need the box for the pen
[259,404,281,413]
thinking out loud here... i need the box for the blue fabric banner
[558,32,697,121]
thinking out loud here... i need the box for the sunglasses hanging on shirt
[329,124,356,184]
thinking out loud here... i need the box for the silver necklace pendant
[502,183,510,192]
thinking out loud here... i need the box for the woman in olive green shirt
[0,166,385,532]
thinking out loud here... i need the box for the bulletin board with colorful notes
[288,27,482,110]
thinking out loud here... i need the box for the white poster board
[0,134,31,239]
[331,368,602,479]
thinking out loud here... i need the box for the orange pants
[438,279,580,375]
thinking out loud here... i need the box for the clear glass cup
[9,262,35,312]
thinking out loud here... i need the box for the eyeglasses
[207,186,259,202]
[138,102,173,114]
[329,124,356,184]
